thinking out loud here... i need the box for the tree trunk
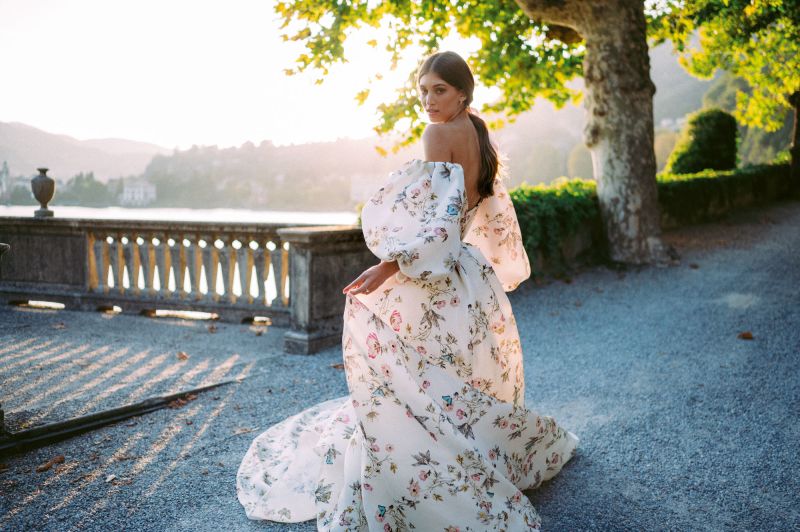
[789,91,800,198]
[514,0,676,265]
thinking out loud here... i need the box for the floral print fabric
[237,159,579,530]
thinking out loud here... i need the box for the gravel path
[1,198,798,531]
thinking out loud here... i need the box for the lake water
[0,205,359,225]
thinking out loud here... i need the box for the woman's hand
[342,260,400,295]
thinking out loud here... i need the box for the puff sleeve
[360,159,466,281]
[463,176,531,292]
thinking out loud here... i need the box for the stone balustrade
[0,216,376,354]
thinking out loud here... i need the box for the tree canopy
[276,0,798,150]
[275,0,585,151]
[650,0,799,133]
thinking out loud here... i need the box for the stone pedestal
[277,225,374,354]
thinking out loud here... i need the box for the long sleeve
[463,176,531,292]
[360,159,466,281]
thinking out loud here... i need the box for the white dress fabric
[237,159,579,530]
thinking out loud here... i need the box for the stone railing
[0,217,376,353]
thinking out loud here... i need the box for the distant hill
[0,40,715,199]
[0,121,171,182]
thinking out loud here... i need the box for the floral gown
[236,159,579,530]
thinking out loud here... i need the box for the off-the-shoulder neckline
[405,159,484,211]
[408,158,462,169]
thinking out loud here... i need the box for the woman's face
[418,72,465,123]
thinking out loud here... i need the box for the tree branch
[512,0,583,29]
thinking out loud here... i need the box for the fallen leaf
[737,331,754,340]
[105,474,116,483]
[168,398,188,409]
[330,363,345,370]
[168,392,198,409]
[233,427,255,435]
[35,455,65,473]
[177,351,190,361]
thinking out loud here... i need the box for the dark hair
[417,51,498,197]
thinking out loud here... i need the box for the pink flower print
[445,528,460,532]
[422,380,430,389]
[444,403,454,412]
[410,187,421,199]
[456,409,466,420]
[510,423,518,430]
[352,399,359,408]
[498,419,509,429]
[550,452,560,465]
[471,473,482,481]
[488,449,498,460]
[364,482,373,491]
[408,480,420,497]
[416,346,427,355]
[385,443,394,453]
[494,227,504,235]
[370,443,380,453]
[450,295,460,306]
[422,179,431,189]
[490,322,505,334]
[384,524,392,532]
[389,310,403,332]
[511,492,522,503]
[380,364,392,378]
[367,332,381,359]
[434,300,446,310]
[418,470,429,481]
[337,414,350,423]
[434,227,447,240]
[375,511,384,523]
[406,409,414,418]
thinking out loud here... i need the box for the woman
[237,51,579,530]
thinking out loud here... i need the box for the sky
[0,0,494,150]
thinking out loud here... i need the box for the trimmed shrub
[510,177,599,276]
[665,108,739,174]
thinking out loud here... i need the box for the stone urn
[31,167,55,217]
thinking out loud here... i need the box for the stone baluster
[237,238,253,304]
[122,236,138,295]
[139,236,156,296]
[190,236,204,300]
[202,237,219,302]
[109,236,123,293]
[217,238,233,304]
[252,244,267,306]
[166,238,182,297]
[269,241,284,306]
[92,234,107,293]
[154,236,169,296]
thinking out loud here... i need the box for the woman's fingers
[342,273,367,294]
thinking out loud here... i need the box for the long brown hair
[417,51,498,197]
